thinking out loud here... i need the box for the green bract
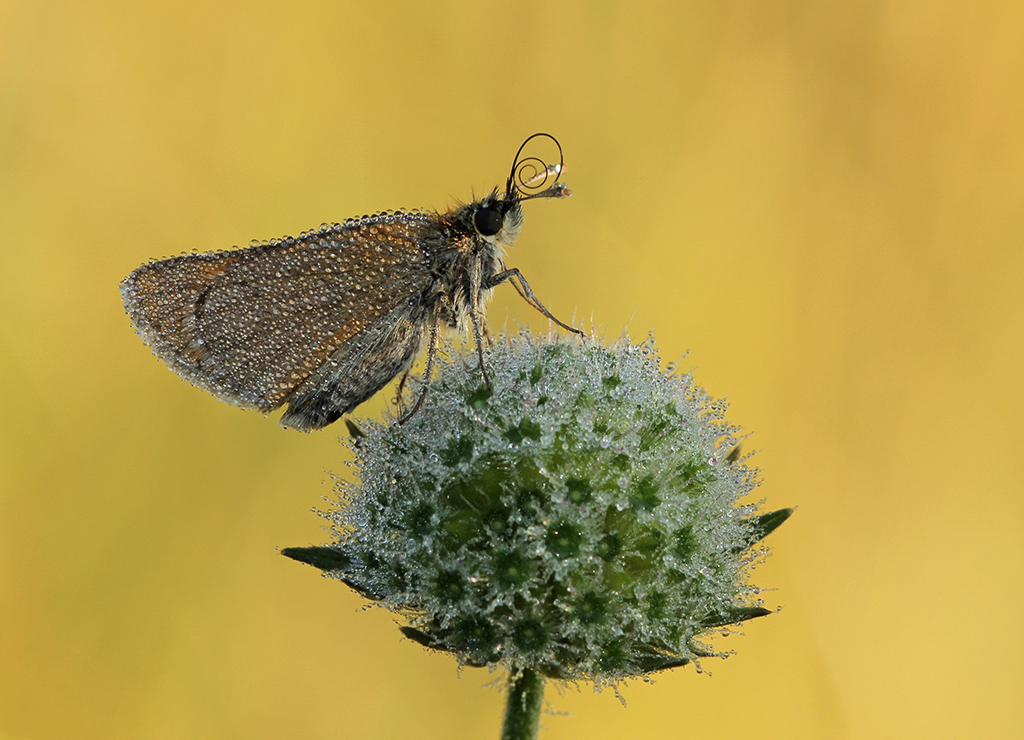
[286,331,789,683]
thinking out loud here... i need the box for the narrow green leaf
[281,546,351,572]
[733,507,794,552]
[399,626,440,650]
[344,419,367,438]
[627,644,691,674]
[701,605,772,628]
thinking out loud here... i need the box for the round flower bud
[286,330,789,684]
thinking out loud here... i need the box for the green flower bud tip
[286,329,789,684]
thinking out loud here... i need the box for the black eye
[474,206,503,236]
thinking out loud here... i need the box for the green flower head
[286,330,789,684]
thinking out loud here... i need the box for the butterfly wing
[121,213,440,421]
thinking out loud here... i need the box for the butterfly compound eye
[474,206,503,236]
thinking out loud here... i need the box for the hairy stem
[501,668,545,740]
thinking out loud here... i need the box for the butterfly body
[121,134,574,431]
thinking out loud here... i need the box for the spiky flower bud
[286,330,789,684]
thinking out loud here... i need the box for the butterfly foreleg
[485,268,582,336]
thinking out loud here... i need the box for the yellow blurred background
[2,1,1022,738]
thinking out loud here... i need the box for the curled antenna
[506,133,568,201]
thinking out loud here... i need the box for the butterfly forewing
[122,212,438,413]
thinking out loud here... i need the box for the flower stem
[501,668,545,740]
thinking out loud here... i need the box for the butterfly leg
[469,254,492,390]
[394,368,411,415]
[486,268,583,336]
[399,308,441,424]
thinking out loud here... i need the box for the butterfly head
[464,133,570,249]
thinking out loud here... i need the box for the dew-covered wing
[121,212,440,410]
